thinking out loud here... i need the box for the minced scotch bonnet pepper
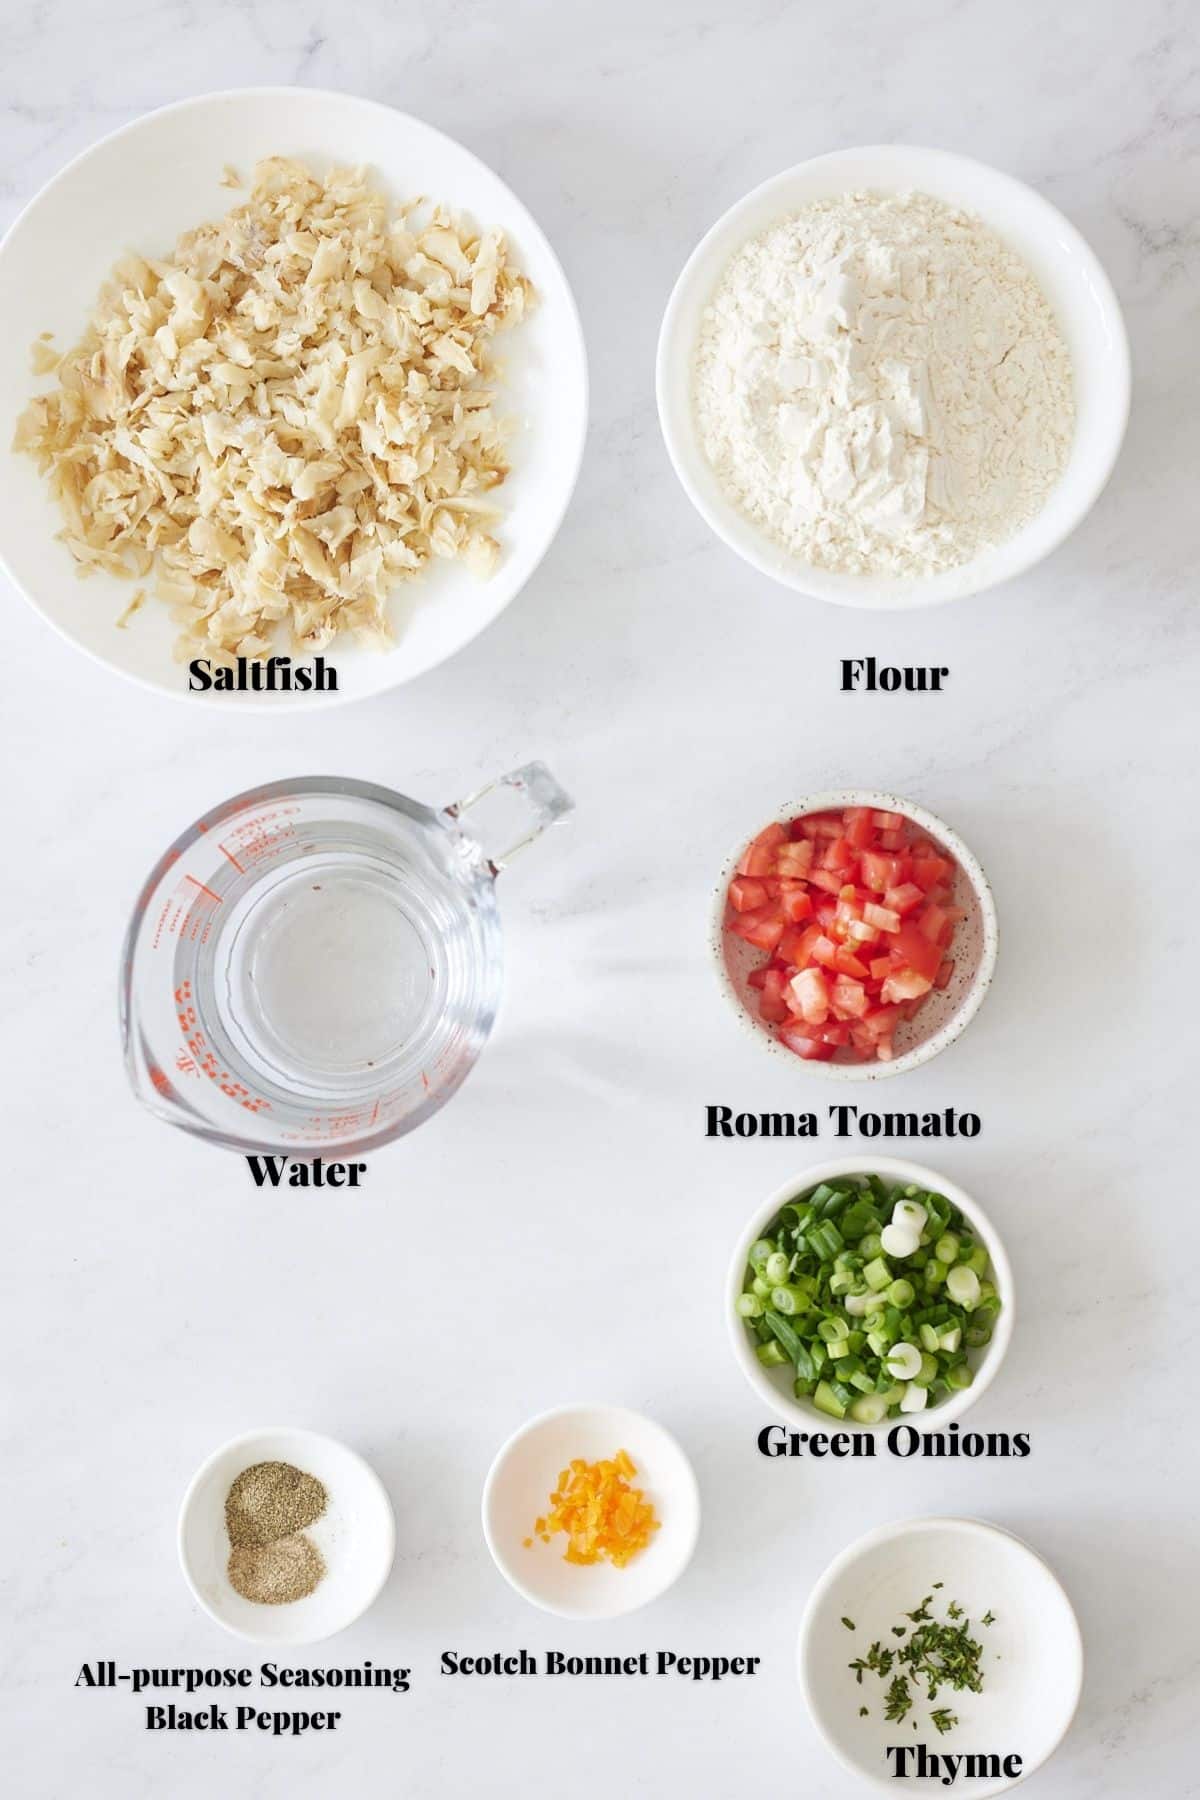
[525,1450,660,1567]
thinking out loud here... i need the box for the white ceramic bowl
[711,789,998,1081]
[178,1427,395,1644]
[798,1517,1083,1794]
[726,1156,1014,1430]
[481,1403,700,1619]
[0,88,587,708]
[657,144,1129,607]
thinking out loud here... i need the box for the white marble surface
[2,1,1198,1794]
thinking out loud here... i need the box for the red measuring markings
[172,980,270,1113]
[218,842,246,873]
[183,874,222,902]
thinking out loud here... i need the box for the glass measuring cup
[120,763,572,1156]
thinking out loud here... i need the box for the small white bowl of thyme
[798,1517,1083,1795]
[178,1427,395,1645]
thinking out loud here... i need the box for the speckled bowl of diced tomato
[711,792,998,1080]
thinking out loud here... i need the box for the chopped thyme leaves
[848,1641,894,1684]
[841,1617,856,1631]
[884,1676,913,1722]
[846,1588,992,1738]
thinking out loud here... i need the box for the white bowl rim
[656,142,1131,610]
[796,1514,1084,1794]
[480,1400,702,1620]
[709,789,999,1081]
[177,1424,396,1644]
[725,1154,1015,1431]
[0,85,589,712]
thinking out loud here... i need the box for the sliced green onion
[946,1265,980,1307]
[886,1341,922,1380]
[771,1283,811,1317]
[849,1393,889,1424]
[765,1250,790,1285]
[813,1380,847,1419]
[739,1177,1001,1424]
[864,1257,892,1292]
[892,1199,927,1235]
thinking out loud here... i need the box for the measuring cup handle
[444,762,574,873]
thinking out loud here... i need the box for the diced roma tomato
[786,923,824,969]
[724,807,963,1068]
[833,947,870,979]
[778,925,815,965]
[882,968,933,1005]
[729,907,785,953]
[883,882,924,916]
[918,902,948,941]
[860,849,906,892]
[807,868,845,895]
[778,1025,835,1060]
[790,966,830,1025]
[893,920,942,980]
[737,843,774,878]
[780,887,814,924]
[777,838,814,879]
[821,836,856,872]
[912,853,952,891]
[728,877,768,912]
[831,974,869,1019]
[759,967,790,1024]
[844,806,876,848]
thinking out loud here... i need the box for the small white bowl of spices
[658,144,1129,607]
[178,1427,395,1644]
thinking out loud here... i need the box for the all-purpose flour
[693,191,1074,576]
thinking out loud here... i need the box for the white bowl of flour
[657,145,1129,607]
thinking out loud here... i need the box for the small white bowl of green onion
[727,1157,1013,1430]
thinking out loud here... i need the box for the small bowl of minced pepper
[727,1157,1013,1433]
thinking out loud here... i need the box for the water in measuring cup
[231,854,434,1075]
[207,835,471,1101]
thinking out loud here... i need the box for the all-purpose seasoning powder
[224,1460,328,1605]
